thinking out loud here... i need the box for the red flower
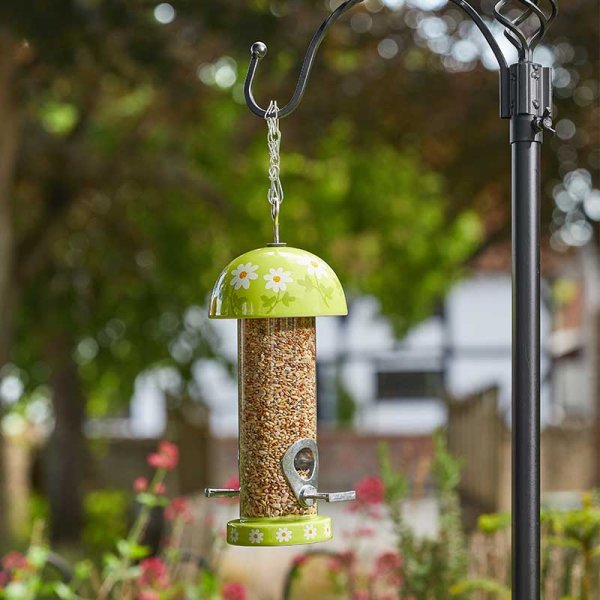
[221,582,248,600]
[137,591,159,600]
[153,482,166,495]
[2,552,29,571]
[352,591,369,600]
[355,476,385,505]
[147,441,179,470]
[134,477,148,493]
[137,557,169,589]
[165,497,193,522]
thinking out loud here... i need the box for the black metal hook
[244,0,364,119]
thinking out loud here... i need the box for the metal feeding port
[282,439,355,508]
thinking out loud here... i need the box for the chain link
[265,100,283,244]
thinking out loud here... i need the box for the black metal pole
[508,60,553,599]
[511,114,541,600]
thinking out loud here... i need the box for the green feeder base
[226,515,332,547]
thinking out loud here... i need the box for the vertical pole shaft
[511,115,541,600]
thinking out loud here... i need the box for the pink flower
[204,513,215,528]
[137,591,159,600]
[0,570,9,587]
[223,475,239,488]
[147,441,179,470]
[373,552,403,586]
[355,526,376,537]
[327,557,345,573]
[222,582,248,600]
[218,475,240,504]
[355,476,385,505]
[339,550,356,568]
[154,482,166,495]
[353,591,369,600]
[374,551,402,572]
[134,477,148,493]
[2,552,28,571]
[165,497,193,522]
[137,557,169,589]
[292,554,308,568]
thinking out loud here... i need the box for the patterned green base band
[227,515,332,547]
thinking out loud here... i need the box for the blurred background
[0,0,598,598]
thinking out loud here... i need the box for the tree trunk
[45,335,87,544]
[0,34,22,543]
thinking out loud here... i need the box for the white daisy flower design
[264,267,293,293]
[323,524,332,538]
[304,523,318,540]
[230,262,258,290]
[275,527,293,543]
[297,255,326,279]
[229,528,240,543]
[248,529,264,544]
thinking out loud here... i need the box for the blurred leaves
[0,0,595,412]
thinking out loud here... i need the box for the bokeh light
[154,3,175,25]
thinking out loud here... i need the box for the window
[376,370,443,400]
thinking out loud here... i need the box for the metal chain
[265,100,284,244]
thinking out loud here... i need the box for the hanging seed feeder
[205,244,356,546]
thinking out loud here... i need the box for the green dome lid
[209,246,347,319]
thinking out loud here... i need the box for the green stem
[582,544,592,600]
[265,290,281,314]
[313,275,330,307]
[97,469,165,600]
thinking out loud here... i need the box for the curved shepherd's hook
[244,0,514,120]
[244,0,364,118]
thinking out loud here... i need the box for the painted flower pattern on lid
[209,246,347,319]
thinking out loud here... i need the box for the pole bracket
[508,62,554,141]
[509,62,552,118]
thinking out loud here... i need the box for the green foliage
[82,491,129,558]
[461,493,600,598]
[378,441,409,518]
[477,512,510,535]
[379,431,468,599]
[541,493,600,599]
[335,376,356,429]
[205,115,482,335]
[450,578,510,599]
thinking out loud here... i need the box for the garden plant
[1,436,598,599]
[0,441,246,600]
[285,433,600,600]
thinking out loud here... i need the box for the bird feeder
[205,244,355,546]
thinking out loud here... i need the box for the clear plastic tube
[238,317,317,518]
